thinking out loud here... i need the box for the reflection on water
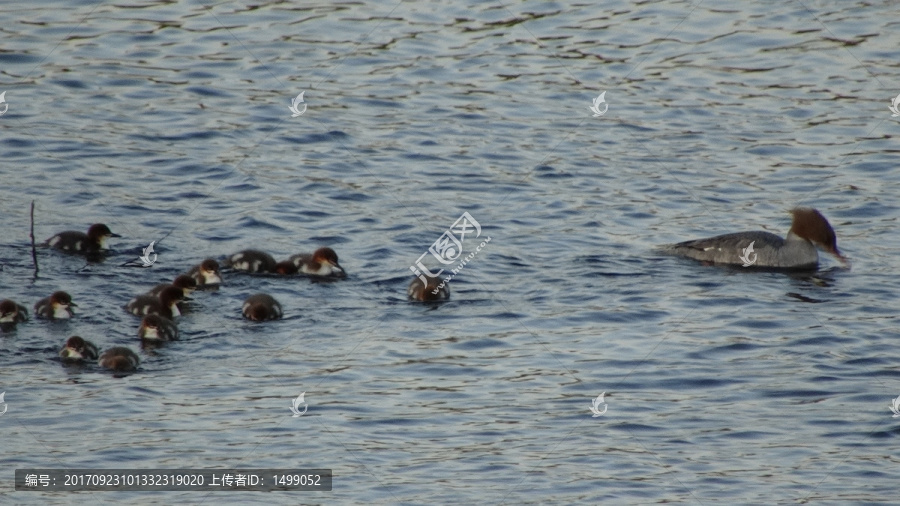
[2,0,899,503]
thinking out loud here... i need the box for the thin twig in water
[30,200,39,278]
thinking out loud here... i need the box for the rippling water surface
[2,0,899,504]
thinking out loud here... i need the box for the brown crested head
[789,208,846,262]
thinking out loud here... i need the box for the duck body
[408,276,450,302]
[99,347,140,372]
[224,250,277,273]
[44,223,120,254]
[658,208,846,269]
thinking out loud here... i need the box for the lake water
[2,0,899,504]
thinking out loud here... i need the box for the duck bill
[830,247,850,266]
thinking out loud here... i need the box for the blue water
[2,1,900,504]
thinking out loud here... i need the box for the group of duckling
[2,223,450,374]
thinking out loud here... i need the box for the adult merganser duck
[658,208,848,269]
